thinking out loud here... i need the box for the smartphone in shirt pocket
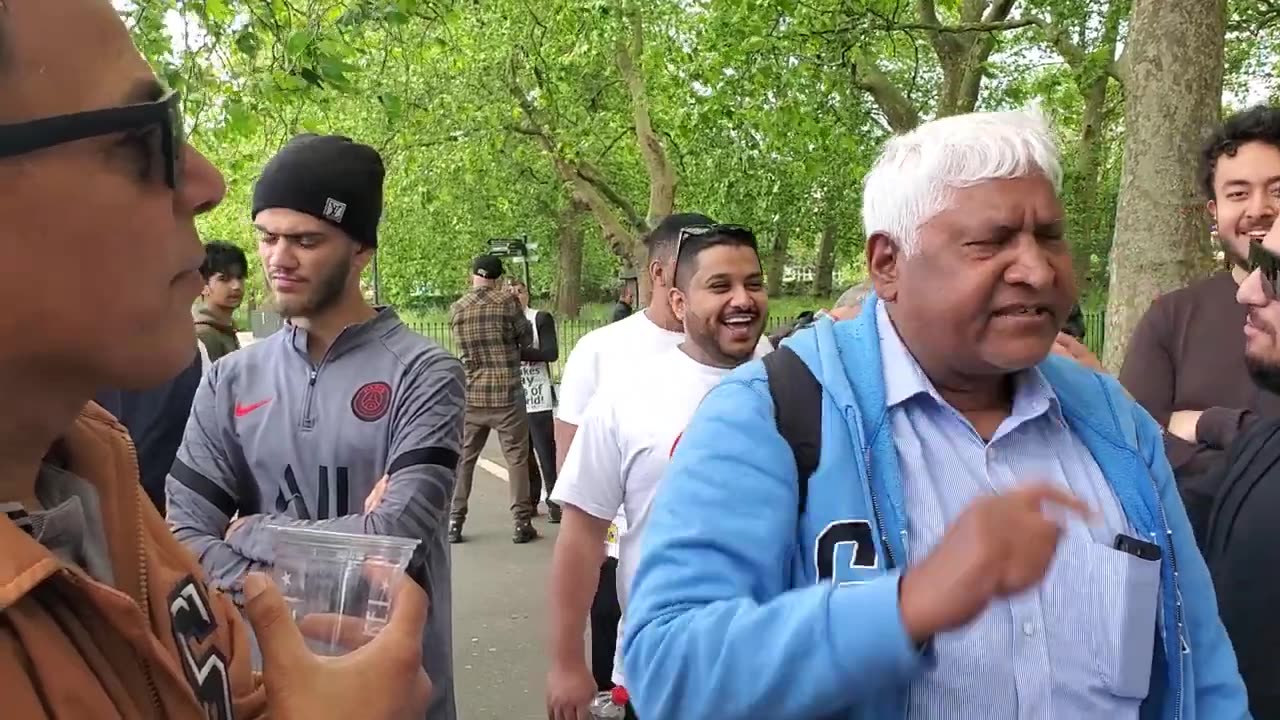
[1100,534,1163,698]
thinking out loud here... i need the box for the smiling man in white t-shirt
[550,212,709,700]
[546,223,770,719]
[549,214,769,701]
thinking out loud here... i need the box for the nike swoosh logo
[234,399,271,417]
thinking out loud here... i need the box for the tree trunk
[1068,74,1111,291]
[918,0,1017,117]
[554,195,587,318]
[814,218,838,297]
[509,3,674,310]
[766,223,790,297]
[616,4,673,307]
[1048,0,1127,294]
[1102,0,1227,371]
[632,244,653,310]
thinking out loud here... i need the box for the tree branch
[1097,0,1130,85]
[595,128,631,163]
[557,158,635,260]
[954,0,1018,113]
[851,52,921,132]
[508,53,636,259]
[615,5,674,227]
[895,9,1124,85]
[914,0,962,64]
[1027,14,1124,83]
[980,0,1018,24]
[890,18,1039,33]
[577,161,646,232]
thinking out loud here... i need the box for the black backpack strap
[762,346,823,514]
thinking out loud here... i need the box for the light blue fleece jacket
[623,294,1249,720]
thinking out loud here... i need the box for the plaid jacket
[450,286,533,407]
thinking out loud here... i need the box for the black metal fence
[253,308,1107,379]
[1080,311,1106,357]
[407,315,802,383]
[408,311,1107,382]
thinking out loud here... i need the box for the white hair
[861,108,1063,256]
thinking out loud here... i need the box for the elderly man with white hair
[621,110,1248,720]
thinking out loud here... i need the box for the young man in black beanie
[166,133,466,720]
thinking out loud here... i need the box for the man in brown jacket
[0,1,430,718]
[448,255,537,544]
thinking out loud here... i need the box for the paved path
[452,449,561,720]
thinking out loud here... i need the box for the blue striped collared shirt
[876,302,1149,720]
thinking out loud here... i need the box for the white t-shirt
[557,312,683,556]
[556,311,770,556]
[551,346,734,686]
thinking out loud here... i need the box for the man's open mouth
[994,304,1052,318]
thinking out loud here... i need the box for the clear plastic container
[589,686,630,719]
[269,525,420,656]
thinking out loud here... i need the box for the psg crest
[352,381,392,422]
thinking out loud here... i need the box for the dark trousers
[591,556,622,692]
[527,409,558,508]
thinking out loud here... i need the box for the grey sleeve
[165,364,264,598]
[227,352,466,555]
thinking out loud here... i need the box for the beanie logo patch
[323,198,347,223]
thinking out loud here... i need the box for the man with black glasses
[0,2,430,718]
[1200,141,1280,720]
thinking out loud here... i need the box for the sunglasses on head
[673,223,756,286]
[0,89,184,189]
[1249,238,1280,300]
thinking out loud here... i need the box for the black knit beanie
[251,134,385,247]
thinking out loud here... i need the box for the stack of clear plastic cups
[269,525,421,656]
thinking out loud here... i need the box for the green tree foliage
[120,0,1275,326]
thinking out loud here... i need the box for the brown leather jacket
[0,403,265,719]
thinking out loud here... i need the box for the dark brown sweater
[1120,271,1280,513]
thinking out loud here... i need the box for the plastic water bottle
[588,686,629,719]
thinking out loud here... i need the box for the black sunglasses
[0,90,184,188]
[1249,238,1280,300]
[673,223,756,286]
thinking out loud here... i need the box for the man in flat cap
[448,254,538,544]
[166,133,466,720]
